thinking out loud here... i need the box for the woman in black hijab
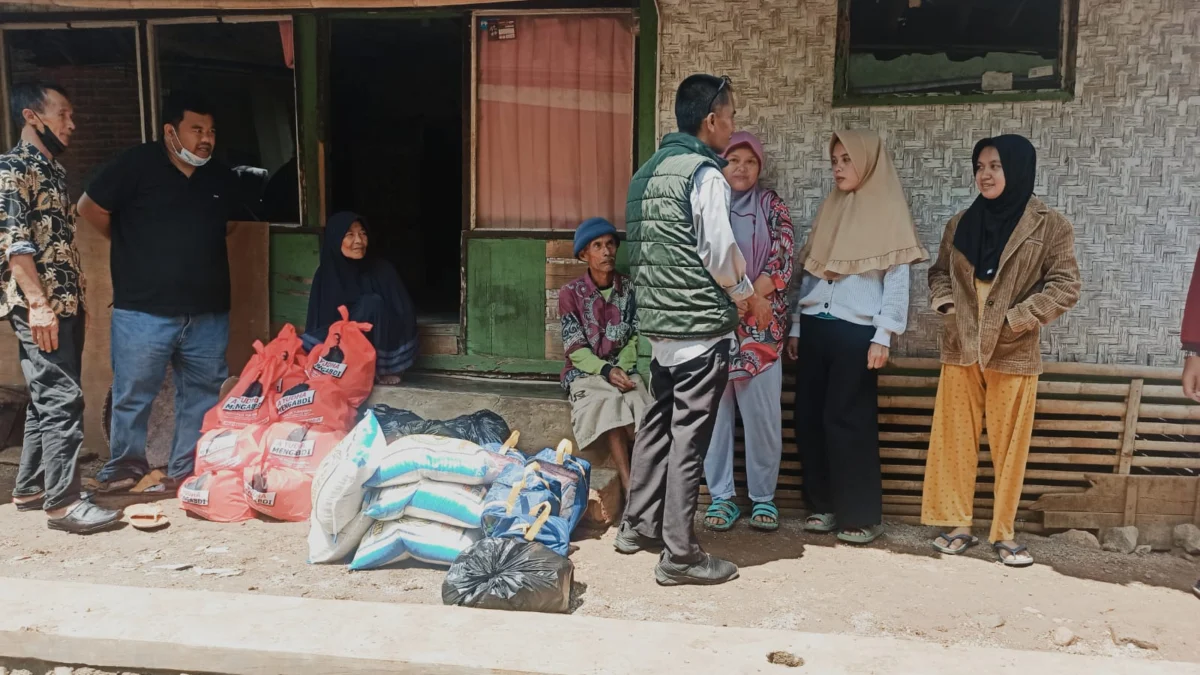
[920,135,1081,568]
[304,212,418,385]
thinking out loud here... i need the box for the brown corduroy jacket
[928,197,1081,376]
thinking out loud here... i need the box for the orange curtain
[476,15,635,230]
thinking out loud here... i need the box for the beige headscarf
[799,130,928,278]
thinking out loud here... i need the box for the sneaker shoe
[614,520,662,554]
[654,551,739,586]
[47,501,122,535]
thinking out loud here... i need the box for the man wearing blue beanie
[558,217,649,494]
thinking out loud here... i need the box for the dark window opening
[329,17,465,319]
[156,21,299,223]
[837,0,1073,103]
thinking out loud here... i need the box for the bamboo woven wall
[656,0,1200,367]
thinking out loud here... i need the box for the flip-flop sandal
[83,477,138,494]
[932,532,979,555]
[126,503,169,531]
[803,512,838,533]
[993,542,1034,567]
[837,524,885,544]
[749,501,780,531]
[703,499,741,531]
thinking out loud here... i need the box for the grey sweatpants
[622,340,730,564]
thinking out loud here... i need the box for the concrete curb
[0,578,1196,675]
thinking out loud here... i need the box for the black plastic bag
[418,409,511,447]
[372,404,511,446]
[442,537,573,613]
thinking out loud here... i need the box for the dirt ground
[1,462,1198,666]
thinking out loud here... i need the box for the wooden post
[1116,379,1143,475]
[1122,479,1139,527]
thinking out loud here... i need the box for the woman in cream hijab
[785,129,927,544]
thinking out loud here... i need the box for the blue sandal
[750,501,780,531]
[704,499,741,531]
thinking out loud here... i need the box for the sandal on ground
[993,541,1034,567]
[703,499,741,531]
[83,477,138,494]
[803,512,838,533]
[126,503,169,531]
[837,524,885,544]
[932,532,979,555]
[749,501,780,531]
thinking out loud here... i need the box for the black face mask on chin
[33,115,66,157]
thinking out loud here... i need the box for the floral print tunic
[730,190,794,380]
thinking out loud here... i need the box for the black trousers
[793,316,882,528]
[623,340,730,564]
[9,308,85,511]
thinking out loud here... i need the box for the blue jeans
[98,309,229,482]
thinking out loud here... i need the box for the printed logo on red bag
[245,483,277,506]
[275,389,316,413]
[223,396,264,412]
[180,487,209,506]
[313,357,348,378]
[270,439,315,458]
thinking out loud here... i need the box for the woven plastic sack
[305,305,376,407]
[307,499,374,564]
[310,411,386,536]
[363,480,488,529]
[349,517,481,570]
[178,471,254,523]
[366,434,522,488]
[442,536,573,614]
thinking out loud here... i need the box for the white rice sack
[363,480,487,528]
[307,506,374,564]
[349,517,481,570]
[365,435,522,488]
[310,411,386,535]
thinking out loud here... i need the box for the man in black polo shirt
[78,91,240,492]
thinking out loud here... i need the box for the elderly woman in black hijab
[303,212,418,385]
[920,135,1080,567]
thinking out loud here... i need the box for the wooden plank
[889,357,1185,382]
[1038,381,1130,397]
[1123,479,1139,526]
[226,222,272,374]
[1116,379,1143,475]
[1042,512,1124,530]
[465,239,545,359]
[293,14,322,227]
[1139,403,1200,420]
[269,231,320,329]
[545,240,576,259]
[1141,384,1186,399]
[1029,474,1128,513]
[878,375,939,389]
[1130,456,1200,470]
[1136,421,1200,435]
[1134,439,1200,453]
[545,260,586,291]
[635,0,659,166]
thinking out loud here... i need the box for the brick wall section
[656,0,1200,367]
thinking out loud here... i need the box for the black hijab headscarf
[953,135,1037,281]
[305,211,417,347]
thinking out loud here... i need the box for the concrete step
[2,578,1196,675]
[367,373,576,457]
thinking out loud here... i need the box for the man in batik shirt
[0,81,121,534]
[558,217,649,492]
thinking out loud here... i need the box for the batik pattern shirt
[730,190,794,379]
[0,141,84,318]
[558,272,639,389]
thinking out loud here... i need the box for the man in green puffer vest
[615,74,772,587]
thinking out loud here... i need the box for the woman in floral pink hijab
[702,131,795,532]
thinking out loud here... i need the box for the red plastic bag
[273,377,355,431]
[243,463,313,522]
[259,422,345,475]
[202,341,273,432]
[179,471,254,523]
[305,305,376,407]
[194,425,266,475]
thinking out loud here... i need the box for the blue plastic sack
[527,440,591,533]
[490,502,571,558]
[481,463,562,536]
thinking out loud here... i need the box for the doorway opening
[329,17,465,323]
